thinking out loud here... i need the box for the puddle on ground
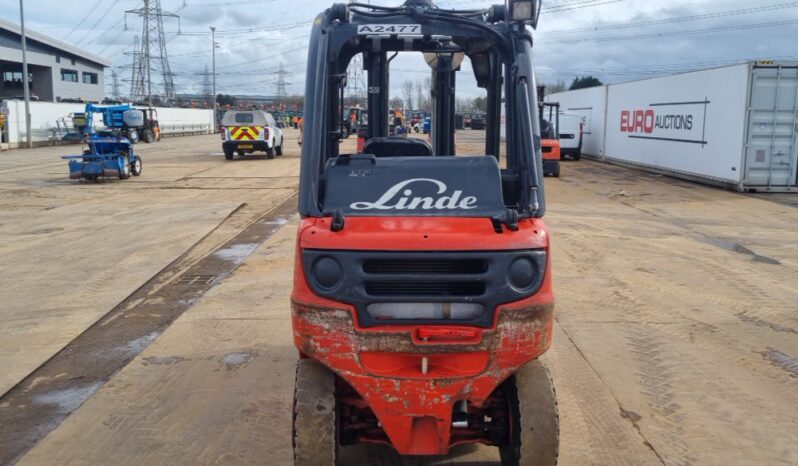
[262,215,291,226]
[221,351,255,368]
[701,237,781,265]
[213,243,259,264]
[142,355,187,366]
[33,382,103,413]
[761,347,798,378]
[116,331,160,358]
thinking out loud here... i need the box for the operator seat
[362,136,433,157]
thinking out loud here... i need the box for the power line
[63,0,108,40]
[74,0,118,46]
[537,19,798,46]
[543,1,798,35]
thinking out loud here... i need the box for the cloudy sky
[3,0,797,100]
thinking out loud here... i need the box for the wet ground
[1,132,797,465]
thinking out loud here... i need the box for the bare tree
[389,97,404,109]
[545,79,568,94]
[402,81,414,111]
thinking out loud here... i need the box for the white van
[558,113,583,160]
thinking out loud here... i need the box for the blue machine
[62,103,144,181]
[62,135,142,181]
[66,103,145,143]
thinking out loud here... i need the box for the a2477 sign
[620,99,710,145]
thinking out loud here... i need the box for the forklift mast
[299,0,547,222]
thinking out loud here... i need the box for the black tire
[266,147,276,159]
[142,129,154,144]
[341,125,350,139]
[553,163,560,178]
[499,360,559,466]
[131,157,143,176]
[275,139,283,156]
[293,359,337,466]
[118,154,131,180]
[572,152,581,161]
[127,129,139,144]
[224,149,234,160]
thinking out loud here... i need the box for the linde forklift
[292,0,558,464]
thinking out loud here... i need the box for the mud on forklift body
[292,0,558,464]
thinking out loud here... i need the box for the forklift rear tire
[341,125,350,139]
[142,129,154,144]
[131,158,143,176]
[293,359,337,466]
[266,148,276,159]
[499,360,559,466]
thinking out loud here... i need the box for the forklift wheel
[266,148,276,159]
[499,360,559,466]
[293,359,337,466]
[131,158,143,176]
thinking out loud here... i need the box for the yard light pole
[210,26,217,132]
[19,0,32,148]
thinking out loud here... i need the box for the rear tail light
[220,127,225,140]
[264,127,270,140]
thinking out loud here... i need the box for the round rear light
[312,257,343,290]
[508,257,536,290]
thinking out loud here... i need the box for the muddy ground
[1,131,796,465]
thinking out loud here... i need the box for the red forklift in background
[292,0,558,464]
[537,86,561,177]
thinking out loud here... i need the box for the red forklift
[537,86,561,177]
[292,0,557,464]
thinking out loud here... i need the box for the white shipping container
[546,85,607,157]
[546,61,798,192]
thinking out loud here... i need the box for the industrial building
[0,18,110,103]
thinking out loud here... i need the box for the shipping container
[547,61,798,192]
[546,85,607,157]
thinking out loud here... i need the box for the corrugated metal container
[546,61,798,192]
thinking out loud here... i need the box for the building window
[82,72,98,84]
[71,58,76,65]
[61,69,78,82]
[56,56,61,63]
[2,71,32,89]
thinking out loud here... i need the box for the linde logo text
[350,178,478,210]
[620,109,694,134]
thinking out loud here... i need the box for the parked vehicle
[470,114,487,130]
[62,134,142,181]
[292,0,557,464]
[558,113,583,160]
[67,103,153,144]
[220,110,284,160]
